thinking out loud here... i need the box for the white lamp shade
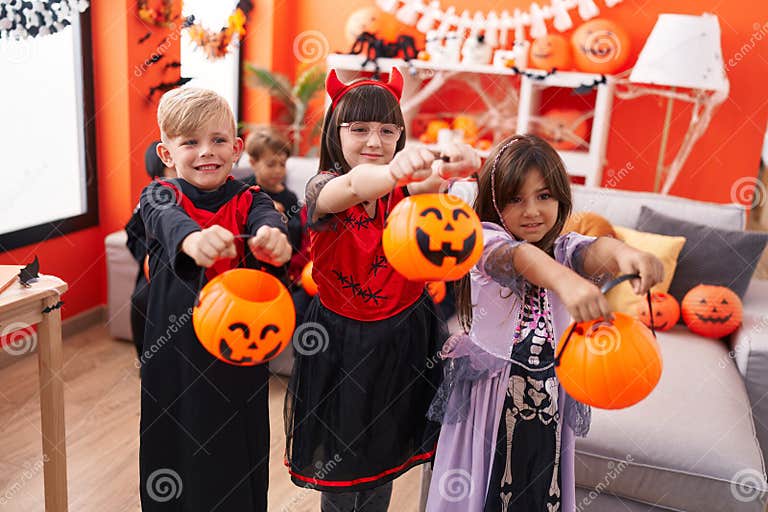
[629,13,728,92]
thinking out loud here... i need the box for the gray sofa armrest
[729,278,768,468]
[105,230,137,341]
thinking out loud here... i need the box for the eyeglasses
[339,122,403,144]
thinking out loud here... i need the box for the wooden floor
[0,324,423,511]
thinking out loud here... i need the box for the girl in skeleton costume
[426,134,663,511]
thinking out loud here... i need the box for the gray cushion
[635,206,768,301]
[575,327,768,511]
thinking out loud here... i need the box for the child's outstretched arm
[488,242,612,322]
[580,237,664,295]
[406,142,482,195]
[313,147,435,218]
[141,181,206,276]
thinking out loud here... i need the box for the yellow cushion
[606,226,686,315]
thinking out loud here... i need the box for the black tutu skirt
[285,292,446,492]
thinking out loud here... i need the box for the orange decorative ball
[571,19,631,74]
[556,313,662,409]
[383,194,483,281]
[301,261,318,296]
[681,284,742,338]
[636,292,680,332]
[193,269,295,366]
[536,108,590,150]
[426,281,446,304]
[530,34,573,71]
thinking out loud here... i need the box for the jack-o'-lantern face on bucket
[383,194,483,281]
[193,269,296,366]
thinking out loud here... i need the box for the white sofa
[105,157,768,510]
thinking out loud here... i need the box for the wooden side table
[0,275,69,512]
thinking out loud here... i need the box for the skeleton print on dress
[484,283,562,512]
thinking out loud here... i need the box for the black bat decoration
[18,256,39,287]
[148,77,193,100]
[138,32,152,44]
[164,61,181,70]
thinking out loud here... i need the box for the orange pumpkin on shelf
[193,269,295,366]
[681,284,742,339]
[571,18,631,74]
[383,194,483,281]
[530,34,573,71]
[535,108,590,150]
[301,261,318,296]
[636,292,680,332]
[426,281,446,304]
[556,312,662,409]
[419,120,451,144]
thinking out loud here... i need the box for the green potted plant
[244,63,326,155]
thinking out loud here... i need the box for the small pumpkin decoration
[193,269,295,366]
[636,292,680,332]
[301,261,318,296]
[426,281,446,304]
[535,108,590,151]
[681,284,742,339]
[530,34,573,71]
[383,194,483,281]
[556,312,662,409]
[571,18,631,74]
[419,120,451,143]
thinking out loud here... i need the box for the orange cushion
[563,212,616,238]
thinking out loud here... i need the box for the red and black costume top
[306,171,425,321]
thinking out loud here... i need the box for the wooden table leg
[37,295,68,512]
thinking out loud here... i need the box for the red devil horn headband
[326,67,404,110]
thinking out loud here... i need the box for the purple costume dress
[427,223,595,512]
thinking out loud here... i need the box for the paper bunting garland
[377,0,622,41]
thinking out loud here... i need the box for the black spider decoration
[348,32,419,78]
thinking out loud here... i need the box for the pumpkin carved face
[636,292,680,332]
[193,269,295,366]
[571,19,631,74]
[383,194,483,281]
[681,284,742,338]
[530,34,573,71]
[556,312,662,409]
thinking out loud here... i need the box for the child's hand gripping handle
[556,273,656,367]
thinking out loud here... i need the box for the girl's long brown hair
[456,134,573,333]
[318,83,406,174]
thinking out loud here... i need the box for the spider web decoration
[0,0,89,40]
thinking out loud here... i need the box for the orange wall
[290,0,768,201]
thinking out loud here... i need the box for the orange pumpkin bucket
[382,194,483,281]
[555,274,663,409]
[301,261,318,296]
[193,269,295,366]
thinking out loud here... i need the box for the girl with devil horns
[283,68,481,510]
